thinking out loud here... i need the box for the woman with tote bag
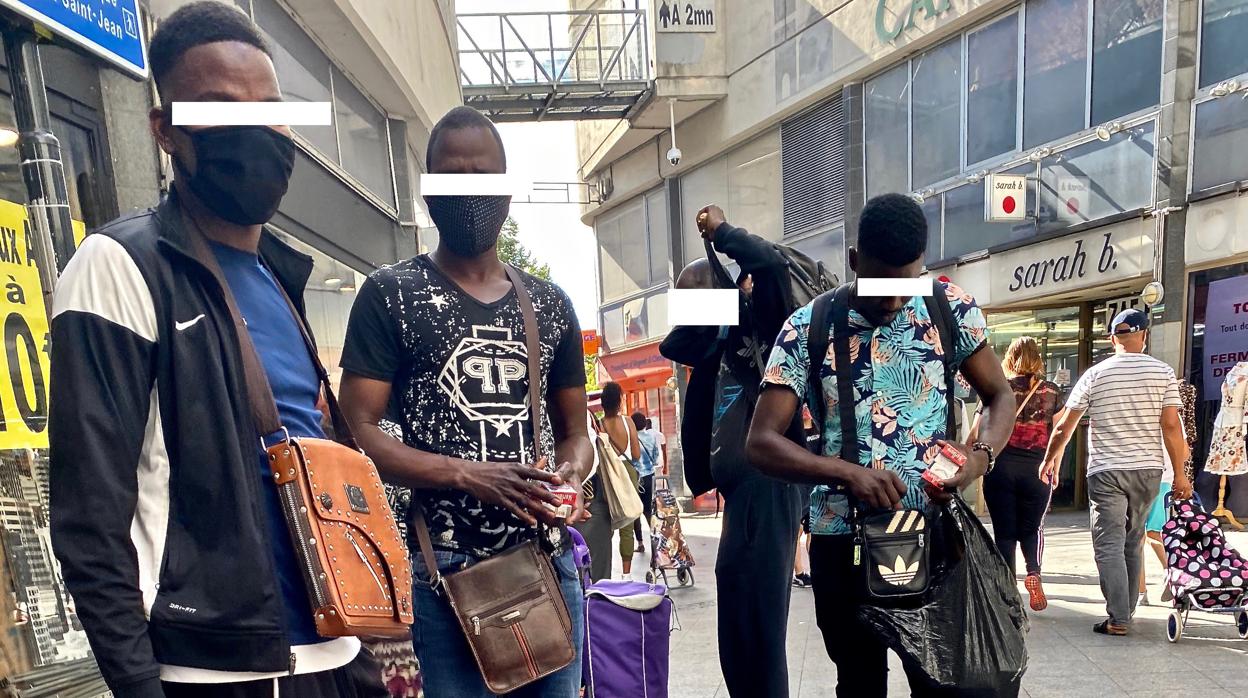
[598,382,645,577]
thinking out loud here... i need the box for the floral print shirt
[762,282,988,535]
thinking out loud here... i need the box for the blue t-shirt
[637,429,659,477]
[212,242,327,646]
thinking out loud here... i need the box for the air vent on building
[781,95,848,236]
[597,168,615,202]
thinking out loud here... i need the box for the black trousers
[633,473,655,543]
[716,476,804,698]
[163,651,388,698]
[810,536,1020,698]
[982,448,1052,576]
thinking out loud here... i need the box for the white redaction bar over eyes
[667,289,739,326]
[857,278,934,297]
[419,174,530,196]
[171,102,332,126]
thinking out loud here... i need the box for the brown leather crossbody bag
[412,265,575,694]
[188,223,414,639]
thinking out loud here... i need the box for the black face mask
[425,194,512,257]
[174,126,296,226]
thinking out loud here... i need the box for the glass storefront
[983,295,1135,507]
[1185,261,1248,472]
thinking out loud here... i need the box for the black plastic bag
[857,496,1029,694]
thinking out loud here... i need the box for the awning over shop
[598,341,672,391]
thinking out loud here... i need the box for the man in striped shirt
[1042,309,1193,636]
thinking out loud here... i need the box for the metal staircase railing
[458,9,651,122]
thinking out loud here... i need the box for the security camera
[667,146,682,167]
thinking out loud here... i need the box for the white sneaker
[1138,590,1150,607]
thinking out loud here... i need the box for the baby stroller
[1161,493,1248,642]
[646,476,696,588]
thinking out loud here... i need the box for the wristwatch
[971,442,996,474]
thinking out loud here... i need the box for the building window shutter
[781,96,847,236]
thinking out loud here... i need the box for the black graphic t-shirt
[340,256,584,557]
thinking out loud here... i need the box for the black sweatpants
[982,447,1053,576]
[163,651,388,698]
[715,476,804,698]
[633,473,655,545]
[810,536,1021,698]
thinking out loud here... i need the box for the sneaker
[792,576,808,588]
[1093,619,1128,636]
[1138,590,1151,607]
[1024,574,1048,611]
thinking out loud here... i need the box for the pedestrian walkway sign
[0,0,148,78]
[657,1,716,33]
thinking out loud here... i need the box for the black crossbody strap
[922,279,958,438]
[830,284,857,465]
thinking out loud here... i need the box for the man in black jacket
[660,205,805,698]
[48,3,384,697]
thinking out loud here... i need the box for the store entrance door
[987,306,1083,507]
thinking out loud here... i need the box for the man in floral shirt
[747,194,1016,696]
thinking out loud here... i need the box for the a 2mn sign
[657,1,716,33]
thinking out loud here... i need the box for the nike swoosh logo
[175,315,205,332]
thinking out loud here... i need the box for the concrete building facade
[580,0,1248,507]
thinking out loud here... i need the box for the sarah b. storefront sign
[988,219,1156,305]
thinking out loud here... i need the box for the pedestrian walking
[1041,308,1193,636]
[601,382,642,575]
[747,193,1017,697]
[663,204,808,698]
[338,106,593,696]
[48,3,386,696]
[972,336,1065,611]
[633,412,661,548]
[1139,445,1176,606]
[575,409,615,583]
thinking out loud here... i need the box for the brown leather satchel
[188,222,414,639]
[412,265,576,694]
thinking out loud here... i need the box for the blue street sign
[0,0,147,78]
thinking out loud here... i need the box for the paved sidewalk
[609,510,1248,697]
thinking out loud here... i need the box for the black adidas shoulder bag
[806,280,957,603]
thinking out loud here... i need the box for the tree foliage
[496,217,551,281]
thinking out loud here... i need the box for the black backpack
[704,239,838,372]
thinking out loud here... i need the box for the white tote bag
[594,431,644,530]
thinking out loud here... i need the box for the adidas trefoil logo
[878,555,920,586]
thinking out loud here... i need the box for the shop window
[939,164,1035,260]
[726,131,782,243]
[597,199,648,302]
[602,304,625,349]
[332,67,396,209]
[865,63,910,199]
[1037,121,1155,233]
[911,38,961,188]
[966,13,1019,166]
[1191,94,1248,193]
[679,154,727,264]
[679,132,781,266]
[1091,0,1163,125]
[1023,0,1089,148]
[645,188,669,285]
[252,0,339,161]
[1200,0,1248,88]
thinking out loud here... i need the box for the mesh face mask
[425,195,512,256]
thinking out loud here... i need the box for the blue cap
[1110,308,1149,335]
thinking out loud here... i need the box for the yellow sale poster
[0,200,55,449]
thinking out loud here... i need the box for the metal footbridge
[457,8,651,123]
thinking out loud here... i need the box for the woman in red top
[973,337,1064,612]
